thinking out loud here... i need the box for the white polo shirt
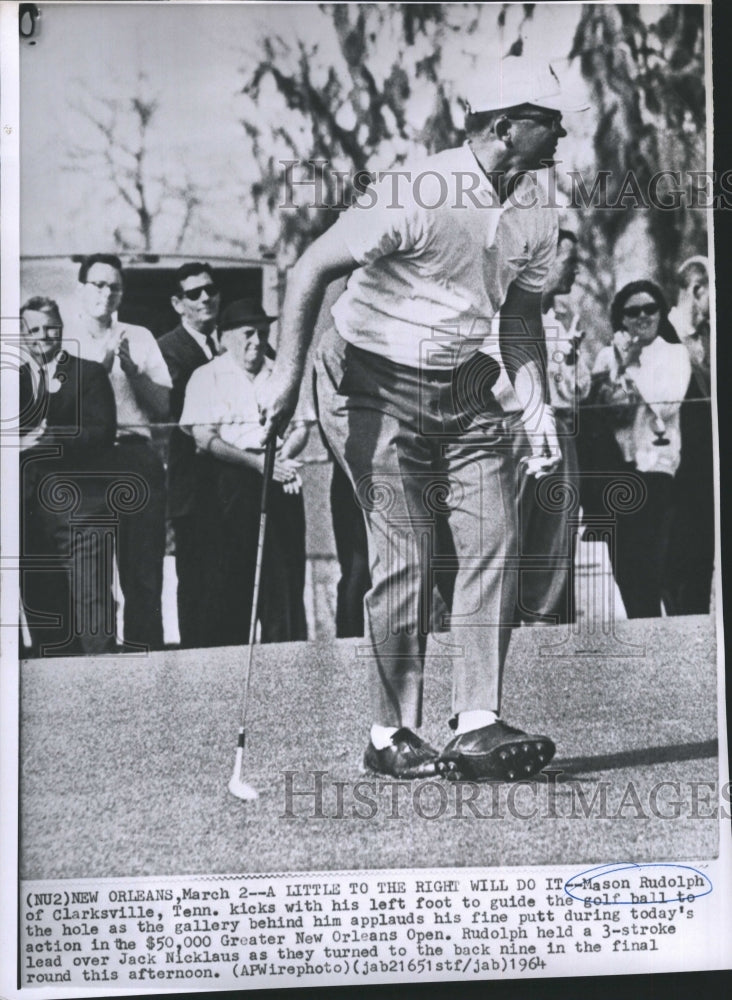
[64,316,171,439]
[330,142,558,370]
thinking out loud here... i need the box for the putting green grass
[20,615,718,879]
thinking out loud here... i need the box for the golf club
[228,435,277,801]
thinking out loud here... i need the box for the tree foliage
[570,3,707,301]
[240,3,474,261]
[238,2,707,327]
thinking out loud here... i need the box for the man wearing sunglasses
[258,68,585,782]
[64,253,172,651]
[159,263,222,648]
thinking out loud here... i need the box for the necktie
[205,333,217,358]
[38,363,48,402]
[25,363,48,432]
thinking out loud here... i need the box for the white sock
[370,724,399,749]
[455,710,498,735]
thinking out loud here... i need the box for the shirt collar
[182,318,218,349]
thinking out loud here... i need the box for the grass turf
[20,615,718,879]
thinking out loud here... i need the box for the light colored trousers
[315,327,520,730]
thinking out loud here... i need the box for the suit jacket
[20,353,117,537]
[20,352,116,466]
[158,324,215,519]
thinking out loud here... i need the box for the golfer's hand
[256,371,300,444]
[519,405,561,479]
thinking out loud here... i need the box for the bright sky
[19,2,608,256]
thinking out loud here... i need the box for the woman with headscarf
[590,280,691,619]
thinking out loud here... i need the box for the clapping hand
[118,337,139,377]
[612,329,641,371]
[564,317,586,367]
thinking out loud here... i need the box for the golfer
[258,74,573,781]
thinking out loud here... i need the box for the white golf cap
[464,59,590,115]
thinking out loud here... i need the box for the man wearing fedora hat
[257,66,581,782]
[180,298,308,645]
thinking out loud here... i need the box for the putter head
[229,736,258,800]
[229,775,259,801]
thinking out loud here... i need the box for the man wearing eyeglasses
[158,263,222,648]
[64,253,172,651]
[257,70,584,782]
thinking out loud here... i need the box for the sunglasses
[181,283,219,302]
[623,303,660,319]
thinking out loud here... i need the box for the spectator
[19,297,117,655]
[665,256,714,614]
[517,229,590,624]
[591,280,691,618]
[158,263,223,648]
[312,278,371,638]
[329,456,371,637]
[64,254,171,650]
[179,298,308,645]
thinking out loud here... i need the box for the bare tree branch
[65,79,202,252]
